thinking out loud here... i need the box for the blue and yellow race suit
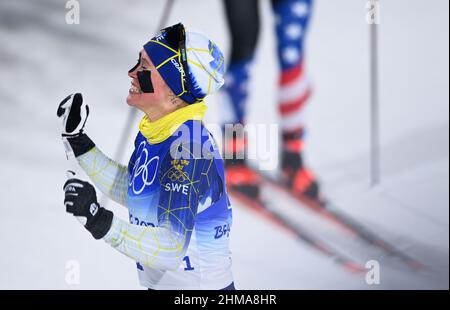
[77,119,233,289]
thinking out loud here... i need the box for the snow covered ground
[0,0,448,289]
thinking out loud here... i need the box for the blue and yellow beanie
[143,25,225,104]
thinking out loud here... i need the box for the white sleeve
[103,216,188,270]
[77,147,128,207]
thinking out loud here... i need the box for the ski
[228,188,366,274]
[259,172,425,272]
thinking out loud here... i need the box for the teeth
[130,85,141,94]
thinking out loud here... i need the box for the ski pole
[368,0,380,187]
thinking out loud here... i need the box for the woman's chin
[126,94,138,106]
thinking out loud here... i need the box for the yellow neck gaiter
[139,102,207,144]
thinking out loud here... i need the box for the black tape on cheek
[137,70,154,93]
[128,60,140,74]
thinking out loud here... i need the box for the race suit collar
[139,102,207,144]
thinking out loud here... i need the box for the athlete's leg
[221,0,263,200]
[221,0,260,125]
[271,0,319,199]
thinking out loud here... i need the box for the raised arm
[77,147,129,207]
[57,93,128,207]
[63,140,221,270]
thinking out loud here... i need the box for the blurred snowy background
[0,0,448,289]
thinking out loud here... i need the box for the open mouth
[129,81,142,94]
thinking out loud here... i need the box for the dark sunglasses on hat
[160,22,191,94]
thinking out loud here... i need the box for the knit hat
[143,23,225,104]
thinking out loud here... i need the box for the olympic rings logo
[129,141,159,195]
[167,169,187,182]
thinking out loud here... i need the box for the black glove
[57,93,95,158]
[64,177,113,239]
